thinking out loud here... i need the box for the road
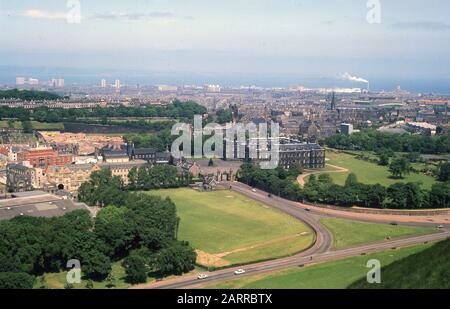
[230,182,450,228]
[133,182,450,289]
[134,231,450,289]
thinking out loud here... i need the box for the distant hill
[349,238,450,289]
[0,89,62,101]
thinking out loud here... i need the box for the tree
[153,241,197,276]
[437,163,450,182]
[122,254,149,284]
[389,157,410,179]
[365,184,387,208]
[288,163,303,177]
[216,108,232,124]
[429,182,450,208]
[94,206,135,257]
[125,194,179,250]
[344,173,358,187]
[318,173,333,185]
[82,250,112,280]
[0,272,34,289]
[378,153,390,166]
[387,182,425,209]
[61,231,111,280]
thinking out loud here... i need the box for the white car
[252,189,257,192]
[234,269,246,275]
[197,274,209,280]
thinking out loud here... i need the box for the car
[267,194,272,198]
[251,188,257,192]
[197,274,209,280]
[390,222,398,226]
[304,208,311,212]
[437,225,444,229]
[234,269,246,275]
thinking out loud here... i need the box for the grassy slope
[147,188,314,264]
[205,243,433,289]
[311,151,436,190]
[350,238,450,289]
[320,218,435,249]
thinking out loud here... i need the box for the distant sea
[0,66,449,95]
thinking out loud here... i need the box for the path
[297,163,349,186]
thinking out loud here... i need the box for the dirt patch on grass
[195,250,231,268]
[297,164,349,186]
[216,232,311,258]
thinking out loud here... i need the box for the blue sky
[0,0,450,85]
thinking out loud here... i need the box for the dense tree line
[324,130,450,154]
[237,164,450,209]
[128,165,191,190]
[0,106,30,121]
[32,99,206,123]
[0,168,196,289]
[0,89,62,101]
[124,129,176,152]
[0,99,206,124]
[238,163,303,200]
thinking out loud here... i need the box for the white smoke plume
[342,73,369,84]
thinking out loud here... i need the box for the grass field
[320,218,435,250]
[309,151,436,190]
[205,243,433,289]
[0,120,64,130]
[146,188,315,267]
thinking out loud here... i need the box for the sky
[0,0,450,89]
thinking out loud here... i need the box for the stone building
[278,139,326,169]
[6,164,33,192]
[45,164,101,193]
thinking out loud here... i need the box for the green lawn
[320,218,435,250]
[146,188,314,266]
[205,243,433,289]
[0,120,64,130]
[34,261,133,289]
[311,151,436,190]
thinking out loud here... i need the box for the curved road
[133,182,450,289]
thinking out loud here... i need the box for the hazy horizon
[1,0,449,92]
